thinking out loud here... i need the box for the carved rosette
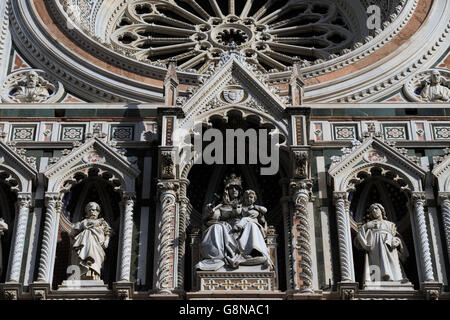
[333,192,355,282]
[8,193,31,282]
[412,192,435,282]
[290,180,313,292]
[155,181,179,293]
[118,192,136,282]
[37,193,63,282]
[438,193,450,263]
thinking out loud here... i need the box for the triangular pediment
[329,137,426,192]
[180,53,287,127]
[432,153,450,191]
[45,137,140,183]
[0,141,37,192]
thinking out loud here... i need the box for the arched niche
[0,142,37,285]
[37,137,140,288]
[178,109,291,292]
[328,137,436,289]
[52,168,124,289]
[346,168,419,289]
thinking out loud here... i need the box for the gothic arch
[35,137,140,288]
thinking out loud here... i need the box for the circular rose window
[110,0,355,73]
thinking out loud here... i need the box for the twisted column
[155,181,179,293]
[333,192,355,282]
[118,192,135,282]
[412,192,435,282]
[177,178,190,288]
[8,193,31,282]
[37,193,62,282]
[439,193,450,264]
[290,180,313,292]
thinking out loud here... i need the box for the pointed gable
[45,137,140,193]
[432,150,450,191]
[0,141,37,193]
[180,51,287,128]
[329,137,426,193]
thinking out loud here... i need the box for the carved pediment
[179,53,287,128]
[45,137,140,193]
[329,137,426,193]
[0,141,37,193]
[432,149,450,191]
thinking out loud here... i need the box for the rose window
[110,0,355,73]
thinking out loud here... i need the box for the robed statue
[196,174,272,271]
[71,202,112,280]
[354,203,409,283]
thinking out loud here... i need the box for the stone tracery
[110,0,355,72]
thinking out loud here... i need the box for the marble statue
[232,189,272,268]
[12,71,51,103]
[420,70,450,102]
[0,218,7,276]
[0,218,8,237]
[354,203,409,283]
[71,202,112,280]
[196,174,272,271]
[196,174,244,271]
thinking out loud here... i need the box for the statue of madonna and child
[196,174,274,271]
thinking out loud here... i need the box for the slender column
[412,192,435,282]
[36,193,62,282]
[290,179,313,292]
[280,178,296,290]
[118,192,136,282]
[177,178,190,288]
[7,193,31,282]
[333,192,355,282]
[439,193,450,263]
[155,181,179,293]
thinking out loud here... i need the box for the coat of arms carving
[223,88,245,104]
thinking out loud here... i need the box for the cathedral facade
[0,0,448,300]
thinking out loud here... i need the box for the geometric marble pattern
[333,125,357,140]
[11,126,36,141]
[432,125,450,140]
[383,125,408,140]
[111,126,134,141]
[61,126,85,141]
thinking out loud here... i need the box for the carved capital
[122,192,136,202]
[412,192,426,203]
[157,180,180,195]
[290,179,312,194]
[17,193,32,208]
[333,192,348,203]
[438,192,450,205]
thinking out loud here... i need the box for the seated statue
[196,174,272,271]
[70,202,112,280]
[232,190,273,268]
[354,203,409,283]
[196,174,245,271]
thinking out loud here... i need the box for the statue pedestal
[196,266,276,292]
[363,281,414,291]
[58,280,109,291]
